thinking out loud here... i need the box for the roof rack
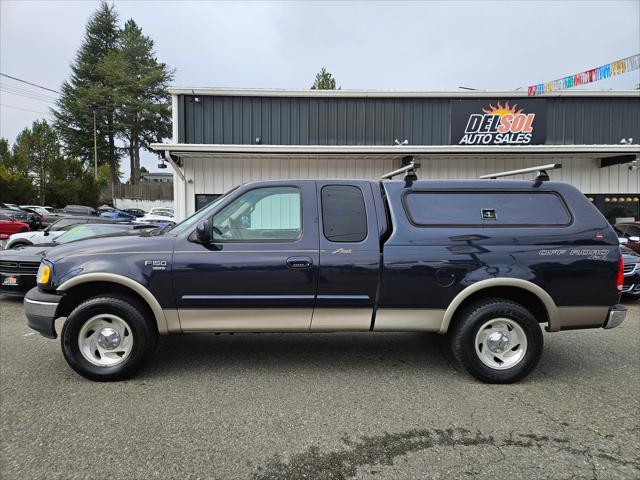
[381,156,421,181]
[479,163,562,185]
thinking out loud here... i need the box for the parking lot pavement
[0,298,638,480]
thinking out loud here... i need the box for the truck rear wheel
[450,298,543,384]
[61,295,158,381]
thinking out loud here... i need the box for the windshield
[54,225,127,244]
[167,188,238,235]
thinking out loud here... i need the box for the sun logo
[482,100,524,116]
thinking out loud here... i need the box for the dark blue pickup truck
[24,165,627,383]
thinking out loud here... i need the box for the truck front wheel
[450,298,543,384]
[61,296,158,381]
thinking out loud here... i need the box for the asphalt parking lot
[1,297,638,480]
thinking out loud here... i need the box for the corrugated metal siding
[178,95,639,146]
[179,96,450,145]
[175,155,400,218]
[173,155,639,219]
[546,97,640,145]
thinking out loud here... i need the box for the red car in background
[615,222,640,254]
[0,213,30,236]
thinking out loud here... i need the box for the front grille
[623,263,637,275]
[0,260,40,273]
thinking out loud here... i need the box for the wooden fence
[102,182,174,201]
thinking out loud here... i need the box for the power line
[0,103,52,115]
[0,87,57,104]
[0,73,60,94]
[0,84,58,101]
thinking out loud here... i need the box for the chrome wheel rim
[474,317,527,370]
[78,314,134,367]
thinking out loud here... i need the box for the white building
[151,88,639,223]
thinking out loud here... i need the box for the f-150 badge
[144,260,168,270]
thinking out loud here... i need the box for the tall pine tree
[53,1,121,186]
[113,20,173,184]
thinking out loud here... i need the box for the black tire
[450,298,543,384]
[61,295,158,381]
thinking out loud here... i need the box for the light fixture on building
[629,160,638,172]
[158,159,167,169]
[605,198,610,202]
[394,139,409,145]
[255,137,261,144]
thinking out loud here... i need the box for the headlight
[37,261,52,285]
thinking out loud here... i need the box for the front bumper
[23,287,63,339]
[603,304,627,330]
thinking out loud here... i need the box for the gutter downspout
[164,150,187,220]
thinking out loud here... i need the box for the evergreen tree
[311,67,338,90]
[113,19,173,184]
[53,1,121,186]
[0,137,35,203]
[13,120,60,205]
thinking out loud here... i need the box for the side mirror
[629,236,640,243]
[195,219,211,244]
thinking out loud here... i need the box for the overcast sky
[1,0,639,177]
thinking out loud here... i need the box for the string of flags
[528,54,640,96]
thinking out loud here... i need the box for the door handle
[286,256,313,269]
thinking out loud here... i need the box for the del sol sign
[451,99,546,145]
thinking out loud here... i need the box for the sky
[1,0,639,178]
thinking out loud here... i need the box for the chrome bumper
[603,304,627,330]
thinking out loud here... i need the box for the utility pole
[90,103,98,179]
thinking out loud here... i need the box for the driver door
[172,181,319,332]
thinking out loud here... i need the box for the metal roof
[168,87,640,98]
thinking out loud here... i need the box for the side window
[404,191,571,227]
[212,186,301,242]
[626,226,640,237]
[321,185,367,242]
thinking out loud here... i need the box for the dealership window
[212,186,301,242]
[404,191,571,226]
[321,185,368,242]
[586,194,639,224]
[195,194,222,212]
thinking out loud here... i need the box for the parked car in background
[17,208,44,230]
[21,205,64,227]
[123,208,146,218]
[0,214,30,236]
[0,205,30,224]
[615,222,640,254]
[63,205,97,216]
[139,207,175,225]
[1,223,159,297]
[4,216,118,249]
[100,209,136,221]
[621,245,640,299]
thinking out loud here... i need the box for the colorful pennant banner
[528,54,640,96]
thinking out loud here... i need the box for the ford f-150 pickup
[23,164,627,383]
